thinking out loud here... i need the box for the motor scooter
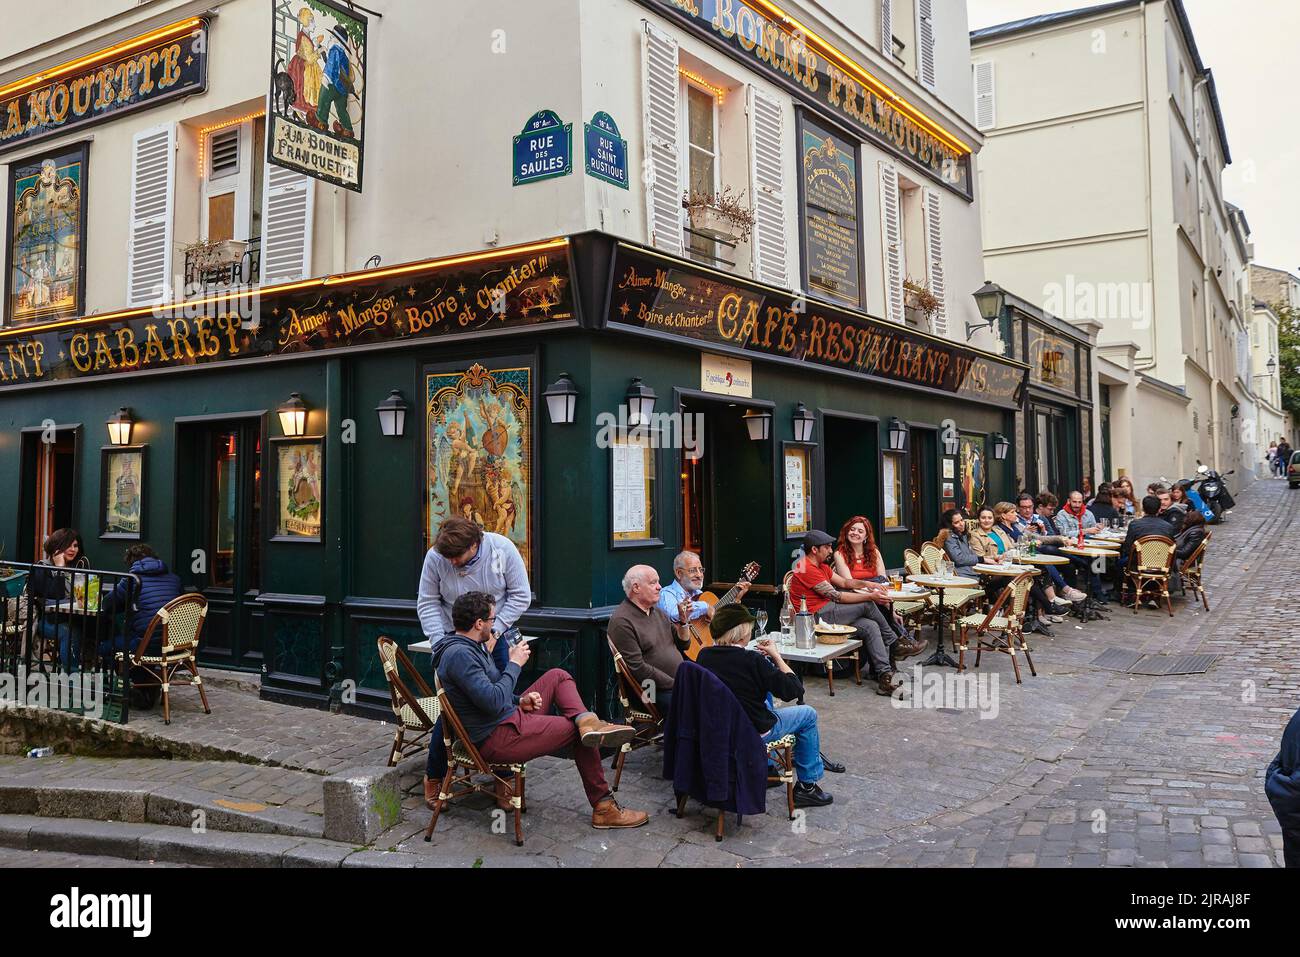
[1194,465,1235,523]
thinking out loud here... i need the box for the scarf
[1064,500,1087,544]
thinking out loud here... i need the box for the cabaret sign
[0,20,208,156]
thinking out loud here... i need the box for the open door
[20,427,79,561]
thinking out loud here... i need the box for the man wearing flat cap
[788,529,919,695]
[696,604,836,808]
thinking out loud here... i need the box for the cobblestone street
[2,478,1294,868]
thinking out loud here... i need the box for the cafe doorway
[175,416,264,671]
[908,427,939,555]
[1028,403,1076,500]
[678,391,774,592]
[821,412,879,544]
[18,426,80,561]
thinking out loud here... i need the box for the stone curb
[0,814,486,867]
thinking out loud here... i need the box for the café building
[0,0,1024,710]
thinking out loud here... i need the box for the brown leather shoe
[423,775,440,810]
[576,715,635,751]
[893,638,926,660]
[876,671,900,696]
[494,779,515,812]
[591,797,649,829]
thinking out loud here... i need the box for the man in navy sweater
[100,544,182,656]
[433,591,649,829]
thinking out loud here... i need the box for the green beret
[709,603,755,640]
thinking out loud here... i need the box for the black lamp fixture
[968,280,1006,340]
[792,402,815,443]
[887,417,909,452]
[375,390,407,437]
[277,392,309,437]
[1267,355,1277,374]
[942,427,961,456]
[106,407,134,446]
[542,373,579,425]
[742,408,772,441]
[625,377,657,426]
[992,432,1010,461]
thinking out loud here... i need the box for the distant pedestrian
[1267,706,1300,868]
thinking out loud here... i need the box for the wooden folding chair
[1124,535,1176,616]
[606,637,664,792]
[424,673,528,846]
[117,593,211,725]
[377,637,440,767]
[958,572,1037,683]
[1175,530,1211,611]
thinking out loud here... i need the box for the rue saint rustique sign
[0,21,209,156]
[643,0,972,197]
[0,245,572,389]
[607,243,1023,408]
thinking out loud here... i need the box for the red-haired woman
[831,516,919,656]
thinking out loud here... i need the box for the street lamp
[742,409,772,441]
[792,402,816,443]
[277,392,309,437]
[992,432,1010,460]
[375,390,407,437]
[625,377,657,427]
[542,373,579,425]
[887,417,909,452]
[968,280,1006,340]
[106,407,134,446]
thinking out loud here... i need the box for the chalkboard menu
[799,117,861,309]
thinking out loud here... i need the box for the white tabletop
[407,639,433,654]
[1016,553,1071,566]
[750,637,862,663]
[908,574,979,588]
[974,563,1040,577]
[1060,546,1114,559]
[881,587,933,601]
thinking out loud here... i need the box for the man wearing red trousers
[433,591,649,829]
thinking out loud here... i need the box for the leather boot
[576,714,635,751]
[423,775,440,810]
[494,779,514,812]
[591,797,649,829]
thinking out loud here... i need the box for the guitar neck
[713,583,743,608]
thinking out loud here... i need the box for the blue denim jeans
[763,704,822,784]
[41,618,81,673]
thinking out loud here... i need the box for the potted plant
[0,543,26,598]
[903,277,940,326]
[183,237,249,284]
[682,185,756,244]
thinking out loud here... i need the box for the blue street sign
[513,109,572,186]
[583,111,628,189]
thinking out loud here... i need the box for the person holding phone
[433,591,649,829]
[27,528,89,671]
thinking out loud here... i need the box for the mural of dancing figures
[959,434,987,514]
[425,362,532,576]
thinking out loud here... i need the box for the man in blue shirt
[316,25,354,138]
[657,550,748,631]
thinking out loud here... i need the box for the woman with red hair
[831,516,920,656]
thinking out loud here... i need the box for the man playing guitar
[658,551,753,660]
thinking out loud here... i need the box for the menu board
[784,444,812,537]
[800,118,861,308]
[883,452,903,529]
[612,434,654,542]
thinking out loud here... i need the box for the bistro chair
[892,552,933,640]
[424,673,528,847]
[606,636,664,792]
[1175,530,1212,611]
[376,636,440,768]
[118,593,211,725]
[958,571,1037,684]
[917,545,983,651]
[1124,536,1177,617]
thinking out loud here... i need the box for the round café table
[907,574,979,668]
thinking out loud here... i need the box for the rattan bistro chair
[958,572,1037,684]
[1124,535,1177,617]
[424,673,528,847]
[606,636,664,792]
[1175,530,1212,611]
[118,593,211,725]
[377,637,440,767]
[918,544,983,652]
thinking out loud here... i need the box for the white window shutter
[917,0,936,89]
[261,163,315,284]
[747,85,788,287]
[923,188,948,336]
[127,123,175,306]
[973,60,996,131]
[878,160,904,325]
[880,0,893,54]
[642,21,683,256]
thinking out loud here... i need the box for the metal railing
[0,561,140,724]
[183,235,262,289]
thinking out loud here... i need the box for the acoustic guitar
[677,561,761,661]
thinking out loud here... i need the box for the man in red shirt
[790,530,922,695]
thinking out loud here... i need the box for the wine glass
[754,609,769,638]
[778,603,793,645]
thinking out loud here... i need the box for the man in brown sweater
[607,564,690,716]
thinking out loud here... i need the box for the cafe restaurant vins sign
[0,20,208,156]
[644,0,972,196]
[0,243,572,389]
[608,244,1023,408]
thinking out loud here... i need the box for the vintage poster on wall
[101,447,144,539]
[273,437,324,541]
[959,434,987,513]
[426,362,532,575]
[268,0,367,191]
[800,116,861,309]
[5,143,88,325]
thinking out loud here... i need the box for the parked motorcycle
[1176,479,1216,524]
[1194,465,1235,523]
